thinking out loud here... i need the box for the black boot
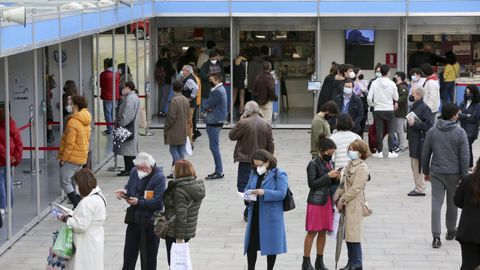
[302,256,315,270]
[67,192,79,208]
[315,255,329,270]
[339,263,351,270]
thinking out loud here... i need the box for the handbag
[273,170,295,212]
[153,201,192,239]
[52,225,75,259]
[46,231,68,270]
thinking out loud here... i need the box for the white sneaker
[388,151,399,158]
[0,209,5,215]
[372,152,383,158]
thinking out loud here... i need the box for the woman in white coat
[59,168,107,270]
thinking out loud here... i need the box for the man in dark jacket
[200,50,224,112]
[247,47,267,93]
[205,73,227,180]
[229,100,275,194]
[317,63,353,112]
[393,71,409,152]
[406,87,433,197]
[115,152,166,270]
[333,80,363,136]
[252,62,277,124]
[422,103,470,249]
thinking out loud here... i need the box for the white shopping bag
[170,242,193,270]
[185,137,193,156]
[327,206,341,239]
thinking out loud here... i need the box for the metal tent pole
[4,57,12,240]
[79,38,83,95]
[33,49,41,216]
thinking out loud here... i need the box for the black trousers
[124,156,135,174]
[247,248,276,270]
[192,104,198,135]
[468,137,476,168]
[122,223,160,270]
[165,237,191,266]
[460,242,480,270]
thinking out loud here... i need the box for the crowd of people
[2,39,480,270]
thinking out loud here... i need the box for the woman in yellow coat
[334,139,371,270]
[58,95,91,207]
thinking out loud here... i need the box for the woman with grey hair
[229,101,275,221]
[406,87,434,197]
[114,152,166,270]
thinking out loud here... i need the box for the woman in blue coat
[244,149,288,270]
[459,84,480,170]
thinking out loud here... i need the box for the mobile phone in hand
[121,194,129,200]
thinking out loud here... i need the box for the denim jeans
[237,162,252,192]
[169,144,186,163]
[0,167,13,209]
[346,242,362,268]
[206,125,223,174]
[103,100,115,132]
[158,84,170,114]
[59,162,82,194]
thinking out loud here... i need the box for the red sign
[386,53,397,68]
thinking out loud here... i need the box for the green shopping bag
[52,225,75,259]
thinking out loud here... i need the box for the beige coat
[334,159,369,242]
[164,93,190,145]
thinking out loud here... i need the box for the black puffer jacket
[306,157,338,205]
[163,176,206,239]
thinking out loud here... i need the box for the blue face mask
[348,150,359,161]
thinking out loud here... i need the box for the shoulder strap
[94,192,107,207]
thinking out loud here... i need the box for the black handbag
[283,188,296,212]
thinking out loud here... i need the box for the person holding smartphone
[302,134,340,270]
[114,152,166,270]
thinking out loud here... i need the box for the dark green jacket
[395,82,409,118]
[163,176,206,239]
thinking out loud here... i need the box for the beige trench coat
[164,93,190,145]
[334,159,369,242]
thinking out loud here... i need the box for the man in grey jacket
[422,103,470,249]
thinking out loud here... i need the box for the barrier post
[23,106,37,175]
[141,83,154,136]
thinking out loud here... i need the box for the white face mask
[256,165,267,175]
[343,87,353,95]
[66,105,73,113]
[137,170,149,179]
[411,75,419,82]
[348,150,359,160]
[211,59,218,65]
[349,71,356,79]
[375,72,382,78]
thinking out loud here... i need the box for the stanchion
[140,83,154,136]
[23,105,41,174]
[107,154,122,172]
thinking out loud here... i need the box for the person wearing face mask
[114,81,140,177]
[115,152,166,270]
[422,103,470,249]
[392,72,409,153]
[406,87,434,197]
[367,64,399,158]
[330,114,362,169]
[311,101,339,159]
[420,63,441,118]
[409,68,426,101]
[58,95,92,207]
[458,84,480,170]
[330,64,354,101]
[334,139,371,270]
[100,58,121,135]
[334,80,364,136]
[200,50,225,112]
[118,63,134,90]
[303,134,340,270]
[162,160,206,266]
[367,63,382,92]
[204,73,227,180]
[353,69,369,138]
[244,149,288,270]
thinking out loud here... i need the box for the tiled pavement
[0,129,475,270]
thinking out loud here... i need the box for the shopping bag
[327,206,341,239]
[52,225,75,259]
[170,242,193,270]
[185,137,193,156]
[46,230,68,269]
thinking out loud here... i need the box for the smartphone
[121,194,129,200]
[336,167,343,172]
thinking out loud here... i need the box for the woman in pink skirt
[302,133,340,270]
